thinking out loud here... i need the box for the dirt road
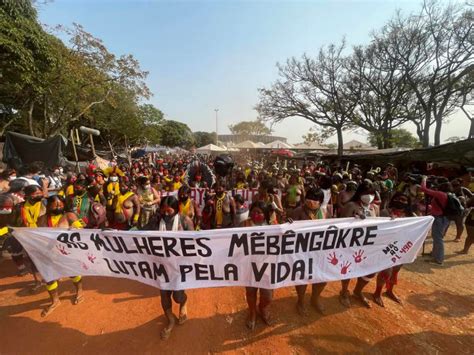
[0,227,473,354]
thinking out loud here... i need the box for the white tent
[294,142,328,150]
[235,140,260,149]
[196,144,227,154]
[264,140,294,149]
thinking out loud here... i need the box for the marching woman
[144,196,193,340]
[240,201,277,330]
[288,188,326,316]
[339,180,380,308]
[39,195,85,317]
[14,185,48,290]
[373,192,416,307]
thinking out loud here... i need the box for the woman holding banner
[288,187,326,316]
[145,196,194,340]
[340,180,379,308]
[240,200,277,330]
[373,192,416,307]
[39,195,85,317]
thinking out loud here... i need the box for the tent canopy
[321,139,474,166]
[235,140,260,149]
[265,140,293,149]
[3,131,68,169]
[196,144,227,153]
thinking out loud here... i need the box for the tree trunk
[422,110,431,147]
[336,127,343,158]
[27,100,35,137]
[376,134,383,150]
[382,130,392,149]
[434,115,443,146]
[469,119,474,139]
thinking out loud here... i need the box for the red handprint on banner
[353,250,367,263]
[327,252,339,266]
[87,253,96,263]
[56,244,70,256]
[340,261,352,275]
[81,262,89,271]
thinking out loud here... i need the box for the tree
[347,42,412,149]
[302,126,334,145]
[374,0,473,146]
[0,0,58,135]
[158,120,194,148]
[368,128,420,148]
[228,120,271,137]
[257,40,356,157]
[193,131,216,147]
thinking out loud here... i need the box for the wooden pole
[89,134,96,158]
[70,129,80,173]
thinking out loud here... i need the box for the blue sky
[38,0,468,144]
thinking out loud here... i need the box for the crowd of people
[0,154,473,339]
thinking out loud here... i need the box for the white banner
[13,216,433,290]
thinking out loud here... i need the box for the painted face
[48,199,65,215]
[28,190,43,204]
[250,208,265,225]
[305,199,320,211]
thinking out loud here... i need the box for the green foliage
[193,131,216,147]
[228,120,271,136]
[158,120,194,148]
[0,0,155,148]
[302,127,334,144]
[368,129,420,149]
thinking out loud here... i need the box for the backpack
[444,193,464,217]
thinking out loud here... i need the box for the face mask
[360,194,375,205]
[54,170,60,175]
[59,168,63,174]
[144,184,151,190]
[110,176,118,182]
[50,208,64,216]
[0,208,12,215]
[251,212,265,224]
[28,196,43,204]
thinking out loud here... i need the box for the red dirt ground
[0,226,473,354]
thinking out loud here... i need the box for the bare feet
[259,307,272,326]
[73,293,84,305]
[385,290,402,304]
[354,291,371,308]
[311,297,325,315]
[372,293,384,307]
[178,302,188,325]
[161,315,176,340]
[296,302,308,316]
[455,250,468,255]
[30,281,43,294]
[246,313,256,330]
[454,238,461,242]
[339,291,351,308]
[41,300,61,318]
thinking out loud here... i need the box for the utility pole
[215,108,219,145]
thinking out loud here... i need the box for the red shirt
[421,180,447,216]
